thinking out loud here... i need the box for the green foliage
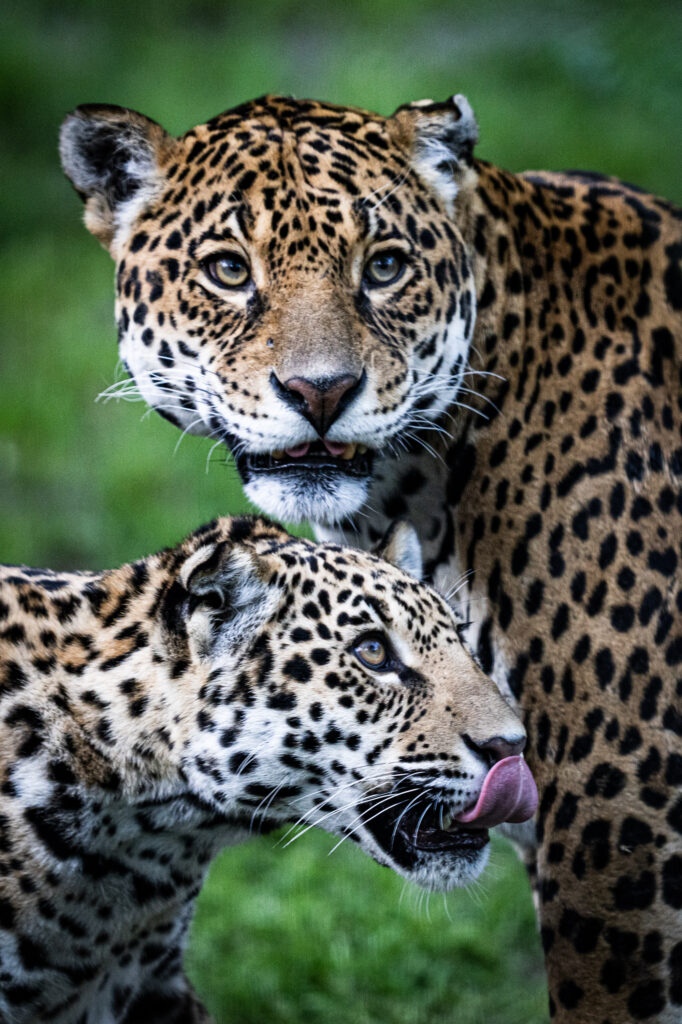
[188,832,546,1024]
[2,1,680,1019]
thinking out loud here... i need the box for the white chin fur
[244,473,369,526]
[407,843,490,892]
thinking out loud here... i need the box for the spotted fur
[61,93,682,1021]
[0,516,524,1023]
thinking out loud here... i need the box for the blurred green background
[2,0,681,1020]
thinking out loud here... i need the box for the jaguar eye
[363,251,405,287]
[353,635,390,670]
[203,252,251,289]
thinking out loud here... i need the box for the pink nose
[271,371,364,435]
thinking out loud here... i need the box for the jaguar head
[60,94,480,525]
[164,517,536,892]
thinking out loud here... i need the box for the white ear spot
[451,94,478,141]
[414,138,461,207]
[406,94,479,210]
[377,521,423,581]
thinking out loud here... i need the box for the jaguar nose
[270,370,365,436]
[463,732,527,765]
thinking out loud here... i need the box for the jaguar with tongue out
[366,754,537,877]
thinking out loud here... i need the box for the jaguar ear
[376,520,423,581]
[387,94,478,209]
[60,104,173,253]
[179,541,280,660]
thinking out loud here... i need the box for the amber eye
[203,252,251,289]
[363,251,405,287]
[353,635,390,670]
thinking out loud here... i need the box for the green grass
[188,832,545,1024]
[2,1,681,1019]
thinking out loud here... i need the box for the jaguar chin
[356,796,492,893]
[234,438,376,525]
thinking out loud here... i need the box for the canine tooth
[341,443,357,460]
[441,810,454,831]
[357,444,368,454]
[272,449,285,459]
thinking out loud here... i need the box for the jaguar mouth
[360,756,537,875]
[234,439,375,479]
[362,796,489,872]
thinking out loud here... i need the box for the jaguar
[60,93,682,1021]
[0,515,534,1023]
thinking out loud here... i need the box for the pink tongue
[285,444,310,458]
[323,440,347,456]
[455,756,538,829]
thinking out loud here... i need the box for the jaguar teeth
[269,442,365,461]
[439,808,455,831]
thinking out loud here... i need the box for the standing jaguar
[0,515,535,1023]
[60,93,682,1021]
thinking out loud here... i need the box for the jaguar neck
[0,560,200,807]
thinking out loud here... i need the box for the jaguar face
[173,518,535,892]
[61,94,480,525]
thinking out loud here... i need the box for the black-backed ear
[178,541,280,659]
[387,94,478,209]
[376,520,423,581]
[60,104,173,252]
